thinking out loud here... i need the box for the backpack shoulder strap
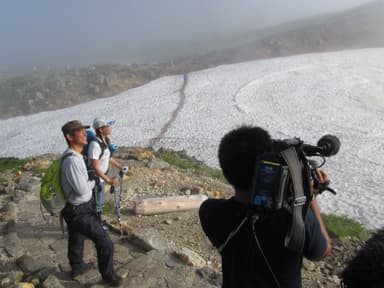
[280,147,307,253]
[99,140,106,160]
[61,151,74,163]
[59,152,75,235]
[60,152,75,195]
[89,138,106,160]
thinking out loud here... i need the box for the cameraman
[199,126,331,288]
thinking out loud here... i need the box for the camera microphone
[302,135,340,157]
[317,135,340,156]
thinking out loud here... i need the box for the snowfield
[1,48,383,229]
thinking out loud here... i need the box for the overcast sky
[0,0,374,72]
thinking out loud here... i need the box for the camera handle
[311,170,337,195]
[316,180,337,195]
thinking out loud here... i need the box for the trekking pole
[118,169,124,237]
[111,173,123,238]
[119,170,124,201]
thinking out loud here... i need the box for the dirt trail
[12,187,145,286]
[149,74,189,147]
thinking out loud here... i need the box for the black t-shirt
[199,198,327,288]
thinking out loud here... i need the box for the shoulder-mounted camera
[250,134,340,252]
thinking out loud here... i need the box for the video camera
[251,134,340,212]
[250,134,340,253]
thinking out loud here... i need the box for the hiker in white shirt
[88,117,127,229]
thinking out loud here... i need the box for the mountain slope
[1,48,384,228]
[1,0,384,119]
[188,0,384,65]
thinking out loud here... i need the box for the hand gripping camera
[250,134,340,252]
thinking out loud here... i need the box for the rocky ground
[0,147,366,287]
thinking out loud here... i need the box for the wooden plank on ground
[133,195,208,215]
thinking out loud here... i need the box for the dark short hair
[341,228,384,288]
[61,120,90,136]
[218,126,272,190]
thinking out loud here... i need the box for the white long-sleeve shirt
[61,149,95,205]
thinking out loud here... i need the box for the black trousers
[61,200,115,278]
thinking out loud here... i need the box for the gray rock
[16,176,40,193]
[73,267,100,286]
[0,270,24,285]
[4,182,16,195]
[13,190,27,203]
[148,158,170,170]
[35,267,58,282]
[124,250,218,288]
[16,255,43,274]
[173,247,206,268]
[130,228,175,251]
[41,274,65,288]
[4,220,22,257]
[0,202,17,222]
[0,276,13,287]
[196,266,223,287]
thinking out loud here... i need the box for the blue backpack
[82,130,117,170]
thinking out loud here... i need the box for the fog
[0,0,374,72]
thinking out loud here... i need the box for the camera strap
[217,215,249,253]
[280,147,306,253]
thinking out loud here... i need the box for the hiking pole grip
[119,166,129,178]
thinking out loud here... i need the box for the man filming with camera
[199,126,332,288]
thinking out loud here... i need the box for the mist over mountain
[195,0,384,64]
[0,0,375,72]
[0,0,383,119]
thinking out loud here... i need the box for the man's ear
[65,133,74,142]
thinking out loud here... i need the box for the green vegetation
[0,157,28,173]
[103,201,115,215]
[0,154,371,241]
[156,149,227,183]
[156,150,370,240]
[322,213,369,241]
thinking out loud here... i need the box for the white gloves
[121,166,129,173]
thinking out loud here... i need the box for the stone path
[0,166,222,287]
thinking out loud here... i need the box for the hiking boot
[71,263,94,278]
[102,273,123,287]
[98,213,109,231]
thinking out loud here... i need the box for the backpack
[83,130,105,169]
[40,153,74,234]
[83,129,117,170]
[40,153,73,216]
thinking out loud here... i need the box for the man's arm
[309,198,332,259]
[63,155,94,202]
[308,169,332,259]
